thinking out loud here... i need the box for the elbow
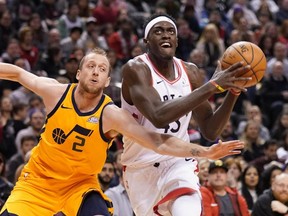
[149,113,172,128]
[201,130,219,142]
[150,118,169,129]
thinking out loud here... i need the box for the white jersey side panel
[121,54,194,166]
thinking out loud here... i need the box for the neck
[74,86,103,112]
[213,187,227,196]
[147,52,175,79]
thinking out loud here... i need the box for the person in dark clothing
[252,173,288,216]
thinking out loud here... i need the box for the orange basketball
[220,41,267,88]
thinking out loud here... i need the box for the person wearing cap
[200,160,250,216]
[120,13,251,216]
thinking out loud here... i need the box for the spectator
[18,26,39,70]
[198,158,210,185]
[92,0,119,26]
[0,152,14,210]
[57,2,83,40]
[60,54,79,83]
[28,95,45,112]
[250,139,285,173]
[77,16,109,52]
[103,49,123,107]
[108,17,138,63]
[13,149,31,184]
[266,42,288,79]
[36,0,60,30]
[105,169,134,216]
[109,149,123,188]
[10,103,28,137]
[98,157,115,192]
[15,108,45,153]
[201,159,250,216]
[11,0,35,29]
[26,13,48,55]
[1,39,21,64]
[47,28,61,50]
[277,129,288,164]
[240,120,266,162]
[275,0,288,26]
[261,164,283,192]
[175,19,195,61]
[0,97,15,159]
[278,20,288,49]
[272,111,288,141]
[236,105,270,141]
[0,10,15,55]
[229,16,256,45]
[5,135,37,183]
[38,46,64,78]
[60,26,83,60]
[227,0,259,28]
[77,0,91,18]
[196,23,225,74]
[252,173,288,216]
[259,61,288,126]
[225,157,242,190]
[240,165,262,213]
[258,34,274,61]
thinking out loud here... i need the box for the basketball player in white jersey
[121,14,252,216]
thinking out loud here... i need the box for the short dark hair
[263,139,278,149]
[20,135,37,146]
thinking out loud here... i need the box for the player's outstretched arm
[0,63,67,112]
[103,105,244,159]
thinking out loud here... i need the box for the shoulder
[181,61,205,88]
[122,58,151,81]
[200,186,214,196]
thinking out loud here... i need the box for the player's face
[146,21,178,60]
[77,53,111,94]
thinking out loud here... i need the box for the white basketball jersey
[121,54,194,166]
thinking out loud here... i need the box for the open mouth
[160,42,172,48]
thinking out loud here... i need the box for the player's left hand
[207,140,244,160]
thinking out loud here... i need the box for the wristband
[209,80,225,92]
[230,89,241,96]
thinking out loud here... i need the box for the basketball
[220,41,267,88]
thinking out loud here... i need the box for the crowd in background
[0,0,288,215]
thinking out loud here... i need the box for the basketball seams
[248,44,258,83]
[220,41,266,88]
[231,45,249,86]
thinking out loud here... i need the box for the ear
[76,69,81,80]
[105,77,111,88]
[176,38,178,48]
[143,38,148,44]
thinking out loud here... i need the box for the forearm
[203,92,238,138]
[150,82,216,127]
[155,133,209,158]
[0,63,21,81]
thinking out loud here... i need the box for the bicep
[19,73,66,112]
[122,62,162,119]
